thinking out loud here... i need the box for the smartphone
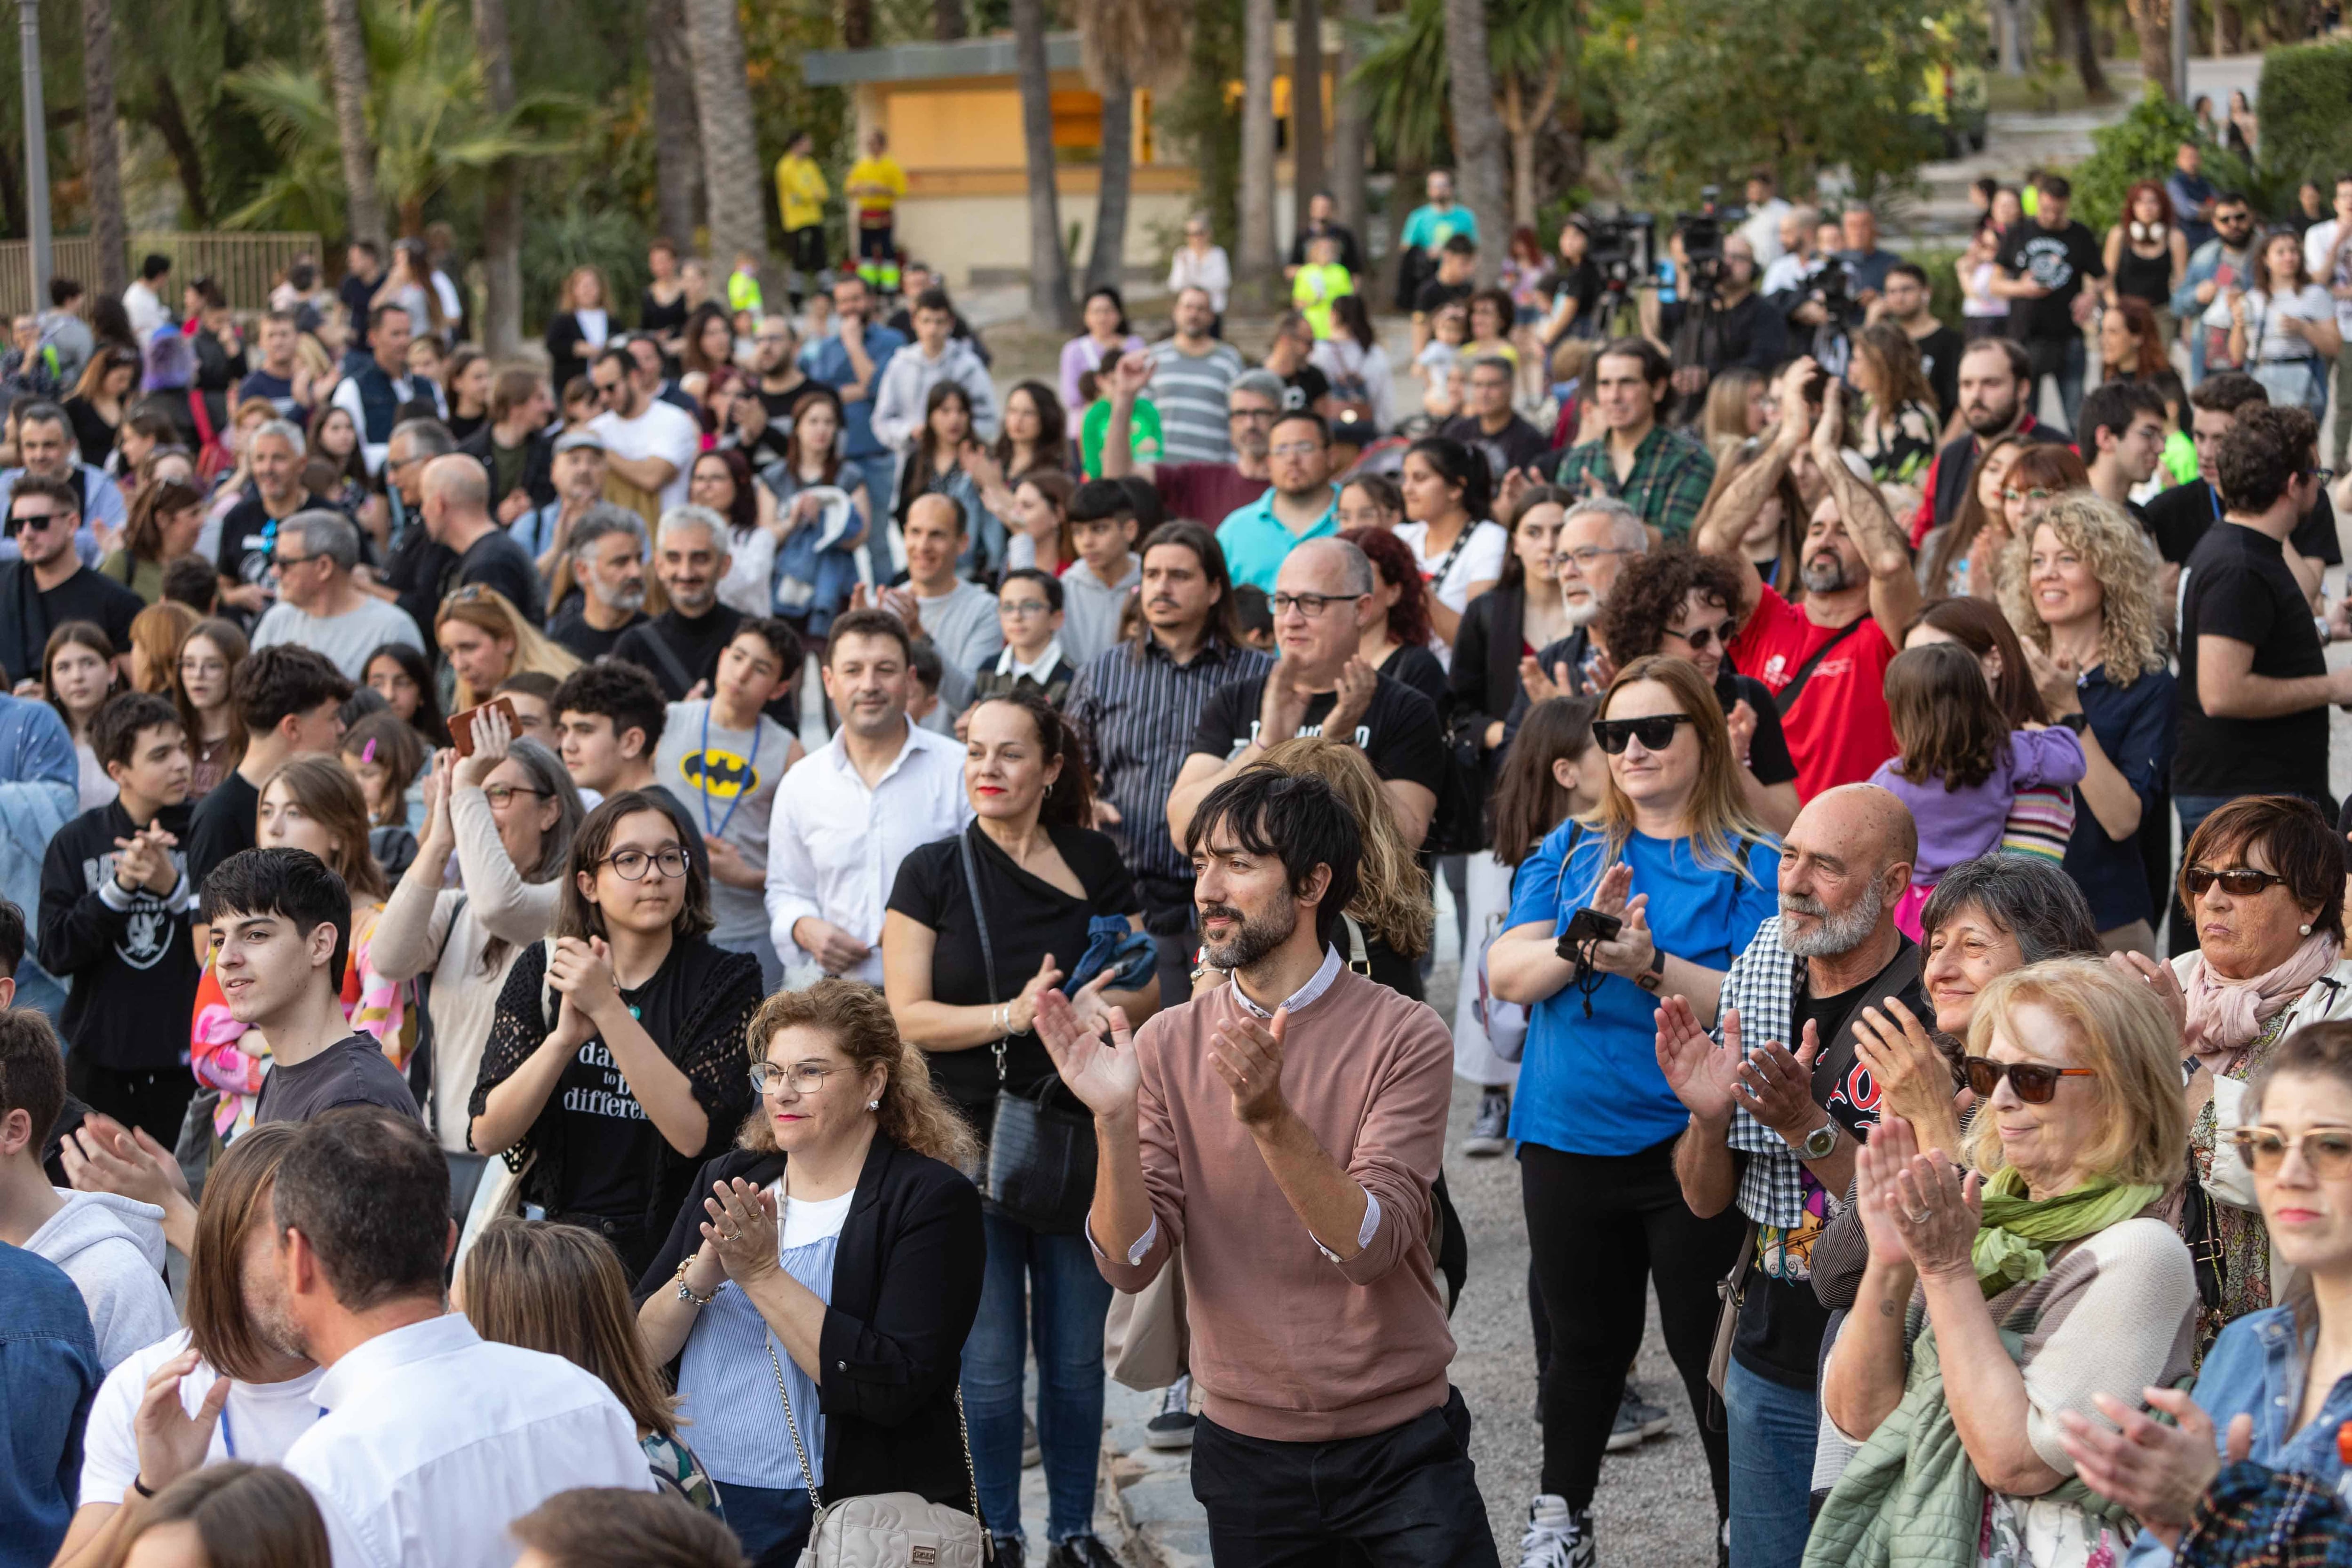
[1555,906,1622,962]
[449,696,517,759]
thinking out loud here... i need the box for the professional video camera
[1675,212,1725,294]
[1586,213,1655,296]
[1810,255,1865,331]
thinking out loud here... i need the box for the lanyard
[697,706,749,842]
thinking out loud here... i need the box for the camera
[1675,212,1725,293]
[1586,214,1655,294]
[1811,256,1864,331]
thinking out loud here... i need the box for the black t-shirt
[612,605,745,702]
[1379,644,1451,715]
[2176,521,2331,801]
[440,527,545,625]
[541,946,694,1218]
[186,770,261,889]
[2144,478,2342,567]
[1186,671,1448,799]
[254,1034,420,1125]
[216,493,332,590]
[1440,414,1553,481]
[1281,363,1332,413]
[37,563,142,653]
[1414,279,1473,318]
[548,602,647,663]
[1544,261,1605,334]
[1716,669,1798,789]
[337,273,378,330]
[1914,322,1964,421]
[886,824,1140,1129]
[1997,220,2106,342]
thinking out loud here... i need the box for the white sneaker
[1518,1495,1594,1568]
[1465,1087,1511,1156]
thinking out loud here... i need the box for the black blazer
[1450,583,1527,768]
[635,1133,985,1510]
[544,312,603,382]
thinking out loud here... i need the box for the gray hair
[251,418,306,457]
[1919,855,2101,965]
[1466,354,1516,381]
[388,418,455,461]
[1288,536,1376,598]
[657,504,727,550]
[502,737,586,883]
[1562,495,1648,554]
[285,508,359,572]
[1230,370,1285,409]
[568,504,648,567]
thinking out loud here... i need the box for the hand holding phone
[450,696,518,759]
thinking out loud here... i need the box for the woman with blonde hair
[1251,737,1434,998]
[458,1218,723,1513]
[1816,958,2196,1568]
[1700,367,1769,459]
[636,979,984,1567]
[101,477,206,602]
[126,600,198,694]
[433,583,581,710]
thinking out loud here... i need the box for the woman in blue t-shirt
[1489,654,1781,1561]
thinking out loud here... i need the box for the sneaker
[1604,1385,1671,1451]
[1465,1087,1511,1156]
[1046,1537,1122,1568]
[1518,1495,1594,1568]
[1022,1412,1041,1468]
[1145,1375,1195,1451]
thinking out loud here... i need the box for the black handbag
[959,826,1098,1234]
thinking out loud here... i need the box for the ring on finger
[1907,1208,1933,1224]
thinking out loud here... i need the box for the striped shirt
[1065,634,1272,884]
[1148,339,1247,465]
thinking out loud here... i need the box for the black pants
[550,1211,659,1284]
[1190,1386,1501,1567]
[66,1055,196,1155]
[1521,1136,1746,1515]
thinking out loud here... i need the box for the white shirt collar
[995,639,1065,681]
[1232,944,1343,1019]
[822,715,927,785]
[312,1313,477,1413]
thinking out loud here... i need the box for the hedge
[2257,40,2352,189]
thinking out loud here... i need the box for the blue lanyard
[2209,481,2222,524]
[219,1403,235,1460]
[696,706,748,842]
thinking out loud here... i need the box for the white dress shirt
[279,1314,652,1568]
[764,717,971,985]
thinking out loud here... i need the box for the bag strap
[956,826,1009,1088]
[1426,524,1477,596]
[1772,616,1866,716]
[1340,913,1371,975]
[639,626,699,699]
[765,1332,986,1534]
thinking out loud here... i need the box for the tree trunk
[1290,0,1323,237]
[686,0,768,281]
[1012,0,1074,329]
[2214,0,2241,54]
[933,0,967,38]
[843,0,874,48]
[79,0,126,296]
[321,0,384,248]
[1504,72,1557,231]
[1439,0,1509,286]
[1330,0,1371,248]
[2064,0,2110,98]
[648,0,705,248]
[1088,68,1134,295]
[148,71,214,227]
[473,0,522,356]
[2122,0,2171,97]
[1237,0,1279,303]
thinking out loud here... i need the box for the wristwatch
[1797,1120,1839,1160]
[2055,712,2089,735]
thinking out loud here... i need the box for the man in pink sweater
[1036,770,1498,1566]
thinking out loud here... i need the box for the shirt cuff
[1088,1215,1157,1268]
[1310,1189,1380,1263]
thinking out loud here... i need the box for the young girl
[339,708,429,877]
[43,623,123,812]
[174,618,246,798]
[1867,641,2085,938]
[1003,470,1076,574]
[1415,301,1470,411]
[361,642,452,748]
[762,388,868,645]
[893,382,1002,579]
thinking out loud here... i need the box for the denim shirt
[0,1243,102,1561]
[2123,1305,2352,1568]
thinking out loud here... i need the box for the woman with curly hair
[1999,493,2175,954]
[1341,525,1449,711]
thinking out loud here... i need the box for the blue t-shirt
[806,325,908,461]
[1505,820,1780,1157]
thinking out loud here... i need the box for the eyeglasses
[600,845,689,881]
[270,551,317,568]
[2306,468,2339,485]
[8,509,66,532]
[1270,442,1325,459]
[1592,713,1696,753]
[1229,408,1278,423]
[1558,544,1635,570]
[483,784,548,808]
[2228,1125,2352,1177]
[1664,622,1736,653]
[2184,865,2289,898]
[1961,1056,2098,1103]
[1271,590,1367,618]
[999,599,1054,618]
[749,1062,838,1096]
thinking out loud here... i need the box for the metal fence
[0,232,323,316]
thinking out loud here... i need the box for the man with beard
[1701,361,1921,799]
[612,505,740,701]
[1657,784,1925,1568]
[1904,337,2064,546]
[1553,338,1717,542]
[546,507,649,662]
[214,420,327,619]
[1103,354,1279,529]
[1213,409,1342,593]
[0,400,126,568]
[2175,192,2260,384]
[732,315,811,472]
[511,428,610,590]
[1035,768,1497,1566]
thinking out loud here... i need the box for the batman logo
[682,748,758,799]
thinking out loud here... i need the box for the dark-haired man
[588,346,699,515]
[184,645,350,892]
[1214,410,1341,593]
[1992,173,2103,431]
[0,472,141,688]
[1037,768,1494,1566]
[2175,191,2260,383]
[459,367,557,522]
[870,287,996,455]
[273,1109,651,1568]
[1906,337,2065,546]
[1412,233,1480,355]
[2077,380,2170,517]
[1874,262,1963,421]
[1553,339,1717,543]
[552,660,706,878]
[329,303,439,476]
[1442,357,1554,484]
[878,494,1000,727]
[1060,479,1147,666]
[0,400,126,567]
[2143,373,2341,573]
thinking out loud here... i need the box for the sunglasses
[1592,713,1696,754]
[2183,865,2288,898]
[1665,622,1736,653]
[2229,1126,2352,1177]
[1961,1056,2097,1103]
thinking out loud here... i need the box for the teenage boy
[550,660,707,876]
[37,692,201,1148]
[2076,381,2169,518]
[653,619,803,989]
[1062,479,1148,666]
[969,568,1077,712]
[184,646,351,892]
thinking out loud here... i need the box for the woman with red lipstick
[882,686,1159,1568]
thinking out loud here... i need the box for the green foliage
[2066,88,2256,235]
[2256,41,2352,191]
[1161,0,1242,245]
[522,192,652,339]
[1614,0,1964,204]
[1348,0,1617,169]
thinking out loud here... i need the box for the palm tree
[685,0,767,285]
[1073,0,1190,295]
[647,0,703,248]
[473,0,522,355]
[1439,0,1509,281]
[79,0,128,296]
[1012,0,1075,328]
[1236,0,1279,303]
[842,0,874,48]
[934,0,967,38]
[321,0,386,248]
[1291,0,1323,232]
[1330,0,1371,243]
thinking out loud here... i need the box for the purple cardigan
[1867,725,2087,882]
[1059,333,1145,411]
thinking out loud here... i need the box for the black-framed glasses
[601,846,689,881]
[2306,468,2339,486]
[2184,865,2288,898]
[1558,544,1635,570]
[1961,1056,2097,1104]
[1592,714,1696,754]
[269,551,317,568]
[1271,591,1366,618]
[2229,1125,2352,1177]
[482,784,548,808]
[1665,622,1736,653]
[749,1062,837,1095]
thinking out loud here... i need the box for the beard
[1799,552,1853,594]
[1963,397,2018,438]
[1560,592,1603,628]
[1198,899,1298,972]
[601,580,647,614]
[1780,880,1885,957]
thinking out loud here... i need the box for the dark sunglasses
[2229,1126,2352,1177]
[2183,865,2288,898]
[1592,714,1696,754]
[1961,1056,2097,1104]
[1665,622,1736,653]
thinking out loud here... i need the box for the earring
[867,1099,881,1111]
[2302,923,2314,936]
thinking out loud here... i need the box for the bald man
[421,452,544,623]
[1657,783,1927,1568]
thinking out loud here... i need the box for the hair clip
[360,738,378,766]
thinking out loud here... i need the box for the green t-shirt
[1078,397,1163,480]
[1292,263,1356,339]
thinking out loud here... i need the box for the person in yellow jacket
[774,128,830,304]
[843,128,907,297]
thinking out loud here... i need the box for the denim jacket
[0,1243,102,1562]
[2124,1304,2352,1568]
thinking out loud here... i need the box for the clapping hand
[1207,1006,1291,1129]
[1655,996,1743,1122]
[1851,998,1965,1155]
[1324,658,1377,741]
[1873,1122,1980,1280]
[2057,1390,2250,1550]
[548,935,622,1035]
[1010,953,1064,1035]
[1851,1114,1919,1265]
[1033,987,1140,1118]
[1733,1020,1824,1141]
[701,1178,779,1284]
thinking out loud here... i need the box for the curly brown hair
[1341,526,1433,649]
[739,979,980,1168]
[1595,546,1748,665]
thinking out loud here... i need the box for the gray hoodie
[26,1187,177,1370]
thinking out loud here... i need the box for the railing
[0,232,324,316]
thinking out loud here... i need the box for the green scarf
[1970,1168,2163,1297]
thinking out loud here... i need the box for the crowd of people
[0,135,2350,1568]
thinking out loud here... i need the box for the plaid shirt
[1554,424,1717,541]
[1715,914,1812,1229]
[2178,1461,2352,1568]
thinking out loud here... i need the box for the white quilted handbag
[765,1339,991,1568]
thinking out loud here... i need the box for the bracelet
[993,1002,1011,1036]
[131,1475,156,1499]
[672,1259,726,1307]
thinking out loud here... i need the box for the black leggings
[1521,1135,1747,1515]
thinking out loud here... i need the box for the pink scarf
[2181,931,2339,1061]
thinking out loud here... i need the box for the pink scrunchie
[2180,930,2339,1061]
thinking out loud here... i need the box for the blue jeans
[723,1483,813,1568]
[961,1208,1114,1544]
[1723,1358,1816,1568]
[850,452,897,589]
